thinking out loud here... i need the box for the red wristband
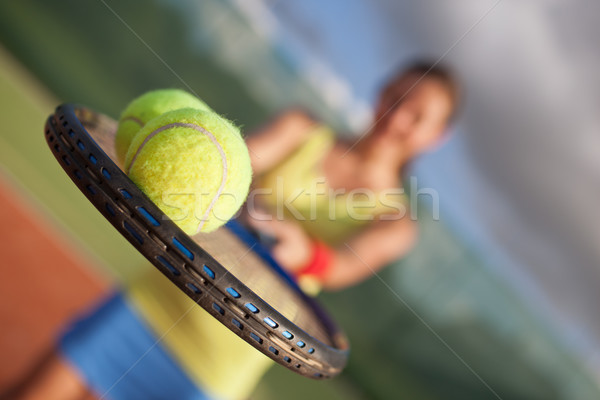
[295,241,333,282]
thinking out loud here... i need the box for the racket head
[44,104,349,379]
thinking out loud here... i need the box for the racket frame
[44,104,349,379]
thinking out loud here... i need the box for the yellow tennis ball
[115,89,211,165]
[125,108,252,235]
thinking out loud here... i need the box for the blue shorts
[59,291,210,400]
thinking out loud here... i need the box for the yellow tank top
[254,125,408,245]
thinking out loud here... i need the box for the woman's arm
[320,217,417,290]
[248,215,418,291]
[245,109,318,175]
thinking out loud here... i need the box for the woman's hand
[247,216,313,274]
[247,212,417,291]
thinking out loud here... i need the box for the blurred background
[1,0,599,399]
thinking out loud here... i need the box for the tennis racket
[44,104,349,379]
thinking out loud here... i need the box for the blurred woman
[246,62,459,291]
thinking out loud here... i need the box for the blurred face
[375,76,454,156]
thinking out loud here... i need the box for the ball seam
[126,122,228,233]
[120,115,144,127]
